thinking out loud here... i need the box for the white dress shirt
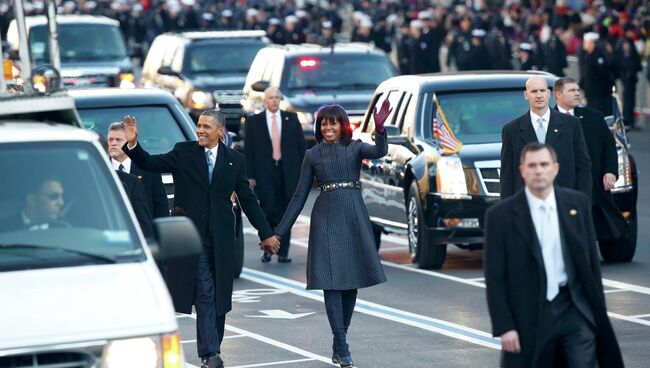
[525,187,568,301]
[265,109,282,139]
[530,108,551,133]
[557,106,575,116]
[111,157,132,173]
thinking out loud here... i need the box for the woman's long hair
[314,104,353,145]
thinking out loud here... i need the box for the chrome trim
[474,160,501,197]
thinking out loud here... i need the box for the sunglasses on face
[45,192,64,201]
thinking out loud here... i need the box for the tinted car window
[0,142,142,271]
[427,90,557,144]
[78,106,185,154]
[283,55,396,92]
[186,43,265,74]
[29,24,127,63]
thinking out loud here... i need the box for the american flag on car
[433,97,463,154]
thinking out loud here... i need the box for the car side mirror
[251,80,270,92]
[157,65,179,77]
[149,217,202,261]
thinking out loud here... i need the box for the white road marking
[629,314,650,319]
[241,267,501,350]
[229,358,315,368]
[183,313,337,366]
[604,289,630,294]
[607,312,650,327]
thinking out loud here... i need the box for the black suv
[241,43,399,146]
[357,72,638,269]
[6,15,136,88]
[140,30,270,139]
[69,88,246,277]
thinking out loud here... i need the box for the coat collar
[511,189,544,269]
[517,109,565,146]
[191,142,230,186]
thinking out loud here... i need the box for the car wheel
[598,210,637,263]
[407,182,447,269]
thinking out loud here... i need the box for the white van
[0,122,201,367]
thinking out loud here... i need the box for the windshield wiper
[0,243,117,264]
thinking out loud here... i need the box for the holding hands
[372,99,393,133]
[123,115,139,147]
[260,235,281,254]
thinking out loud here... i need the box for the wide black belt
[318,180,361,192]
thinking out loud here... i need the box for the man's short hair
[199,110,225,128]
[520,142,557,163]
[108,121,126,133]
[553,77,578,93]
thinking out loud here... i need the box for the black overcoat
[124,141,273,315]
[244,110,306,201]
[484,187,624,368]
[500,109,592,199]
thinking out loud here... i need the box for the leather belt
[318,180,361,192]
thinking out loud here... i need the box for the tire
[407,182,447,269]
[599,210,637,263]
[233,214,244,279]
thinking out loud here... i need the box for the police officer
[580,32,615,116]
[544,26,568,77]
[615,24,642,128]
[467,29,491,70]
[485,20,513,70]
[447,16,473,71]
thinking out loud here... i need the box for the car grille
[475,162,501,196]
[0,352,95,368]
[213,90,243,105]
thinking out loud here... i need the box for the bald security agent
[500,76,591,200]
[123,110,279,368]
[485,143,623,368]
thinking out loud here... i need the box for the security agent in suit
[123,110,280,368]
[107,122,169,219]
[245,86,306,263]
[500,76,592,200]
[553,77,628,242]
[115,170,153,238]
[0,177,67,232]
[485,143,623,368]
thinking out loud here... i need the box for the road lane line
[630,314,650,319]
[607,312,650,327]
[181,339,197,344]
[241,267,501,350]
[184,314,337,366]
[229,358,315,368]
[604,289,630,294]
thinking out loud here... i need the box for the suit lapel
[191,143,210,185]
[210,143,227,187]
[545,110,564,147]
[280,110,290,151]
[512,191,545,270]
[517,113,538,145]
[261,111,273,145]
[554,188,584,266]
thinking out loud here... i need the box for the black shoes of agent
[332,354,354,367]
[261,252,292,263]
[278,256,292,263]
[200,353,223,368]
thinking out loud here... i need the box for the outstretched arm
[273,152,314,238]
[122,115,178,173]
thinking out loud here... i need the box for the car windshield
[29,24,127,63]
[283,55,397,92]
[78,106,185,155]
[186,43,265,74]
[0,142,143,272]
[426,90,557,144]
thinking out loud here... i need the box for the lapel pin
[569,209,577,216]
[137,175,142,179]
[229,162,233,166]
[553,129,559,132]
[285,116,289,120]
[578,116,583,119]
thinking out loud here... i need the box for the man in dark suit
[245,86,305,263]
[0,177,67,232]
[553,77,628,243]
[107,122,169,219]
[500,76,592,200]
[123,110,280,368]
[115,170,153,238]
[485,143,623,368]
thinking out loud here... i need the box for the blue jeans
[323,289,358,357]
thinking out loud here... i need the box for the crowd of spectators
[2,0,649,121]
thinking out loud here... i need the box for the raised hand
[373,99,393,133]
[123,115,139,146]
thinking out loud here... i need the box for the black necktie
[118,164,125,172]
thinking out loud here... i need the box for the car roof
[21,15,119,28]
[0,122,98,143]
[378,71,558,93]
[165,30,268,41]
[265,42,387,57]
[68,88,179,108]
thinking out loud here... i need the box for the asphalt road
[179,128,650,368]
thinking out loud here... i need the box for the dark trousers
[535,287,597,368]
[323,289,358,357]
[195,242,225,358]
[622,79,636,127]
[259,162,291,257]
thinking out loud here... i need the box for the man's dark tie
[118,164,125,172]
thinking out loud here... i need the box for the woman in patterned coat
[273,101,392,367]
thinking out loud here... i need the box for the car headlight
[612,149,633,192]
[119,72,136,88]
[296,111,314,130]
[436,156,469,199]
[102,332,182,368]
[189,90,216,110]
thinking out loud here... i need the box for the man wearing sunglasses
[0,177,67,232]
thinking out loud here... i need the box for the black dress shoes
[334,354,353,367]
[200,353,223,368]
[278,256,292,263]
[261,251,272,263]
